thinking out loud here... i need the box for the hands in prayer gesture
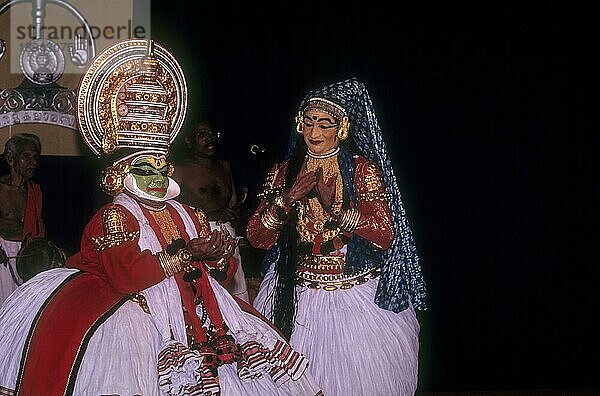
[283,161,338,213]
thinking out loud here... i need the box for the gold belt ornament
[296,267,380,291]
[298,255,346,272]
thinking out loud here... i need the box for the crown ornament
[77,39,188,157]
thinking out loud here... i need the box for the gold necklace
[149,208,181,244]
[297,154,344,243]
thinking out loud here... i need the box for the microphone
[250,144,267,155]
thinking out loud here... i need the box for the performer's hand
[211,225,236,259]
[314,167,338,212]
[188,230,222,261]
[283,160,317,206]
[188,229,236,261]
[0,247,7,266]
[217,230,237,259]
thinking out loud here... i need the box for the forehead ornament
[295,97,350,140]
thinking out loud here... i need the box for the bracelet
[339,208,361,233]
[273,194,291,222]
[260,208,286,231]
[156,248,193,277]
[193,209,211,239]
[204,257,229,272]
[274,193,291,210]
[204,257,230,281]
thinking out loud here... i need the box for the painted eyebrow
[317,117,336,123]
[133,161,155,168]
[134,161,167,170]
[303,115,336,124]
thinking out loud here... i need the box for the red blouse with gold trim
[247,155,394,265]
[72,202,239,344]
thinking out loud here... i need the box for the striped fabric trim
[237,341,271,381]
[236,340,309,387]
[270,340,309,384]
[0,386,14,396]
[157,339,309,392]
[157,342,219,396]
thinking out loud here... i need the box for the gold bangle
[260,209,285,231]
[156,250,177,277]
[204,257,229,272]
[269,209,286,227]
[274,193,289,210]
[350,210,361,232]
[348,208,361,232]
[156,248,193,277]
[340,208,360,233]
[338,210,349,230]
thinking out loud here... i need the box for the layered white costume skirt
[0,268,321,396]
[254,266,420,396]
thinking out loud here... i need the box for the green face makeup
[129,156,170,198]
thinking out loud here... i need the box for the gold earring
[295,111,304,134]
[167,163,174,177]
[100,162,130,196]
[337,116,349,140]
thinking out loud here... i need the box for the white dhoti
[0,238,22,306]
[209,221,249,303]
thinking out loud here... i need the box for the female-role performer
[248,78,427,395]
[0,39,321,396]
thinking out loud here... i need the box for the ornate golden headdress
[77,39,187,196]
[77,39,187,157]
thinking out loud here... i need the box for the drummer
[0,133,45,305]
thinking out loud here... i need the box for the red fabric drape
[21,181,44,241]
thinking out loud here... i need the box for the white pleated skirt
[254,267,420,396]
[0,268,320,395]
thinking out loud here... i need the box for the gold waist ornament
[298,255,346,272]
[296,267,380,291]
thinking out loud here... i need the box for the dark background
[6,1,597,392]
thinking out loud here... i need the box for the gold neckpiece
[149,208,181,244]
[298,149,344,243]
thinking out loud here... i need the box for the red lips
[146,187,167,193]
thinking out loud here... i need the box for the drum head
[16,238,66,282]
